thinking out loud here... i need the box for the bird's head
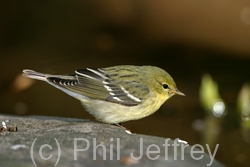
[144,66,185,102]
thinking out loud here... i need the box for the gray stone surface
[0,114,225,167]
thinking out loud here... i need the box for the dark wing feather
[47,68,149,106]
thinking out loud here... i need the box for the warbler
[23,65,185,126]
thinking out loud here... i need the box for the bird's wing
[47,68,150,106]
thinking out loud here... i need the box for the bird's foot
[112,123,131,133]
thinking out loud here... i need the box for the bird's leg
[112,123,131,133]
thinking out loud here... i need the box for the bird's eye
[162,84,169,89]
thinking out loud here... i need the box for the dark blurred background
[1,1,250,166]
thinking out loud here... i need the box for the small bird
[23,65,185,127]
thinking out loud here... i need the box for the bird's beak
[172,89,185,96]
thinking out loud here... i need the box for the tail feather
[22,69,48,81]
[22,69,86,100]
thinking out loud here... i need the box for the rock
[0,114,225,167]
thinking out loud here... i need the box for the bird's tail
[22,69,48,81]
